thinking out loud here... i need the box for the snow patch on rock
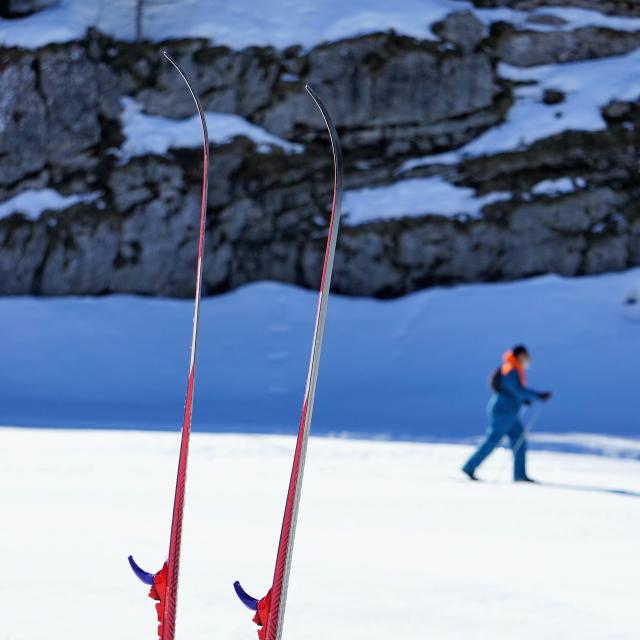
[399,48,640,171]
[343,176,511,224]
[0,188,100,220]
[119,97,303,159]
[531,176,586,196]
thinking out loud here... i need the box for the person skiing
[462,345,552,482]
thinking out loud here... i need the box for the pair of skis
[128,52,343,640]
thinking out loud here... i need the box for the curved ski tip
[128,555,155,586]
[233,580,259,611]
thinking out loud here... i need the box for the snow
[2,426,638,639]
[531,176,586,196]
[119,98,302,159]
[531,432,640,459]
[399,48,640,172]
[1,269,639,442]
[0,0,466,49]
[0,188,100,220]
[342,176,511,224]
[398,150,462,173]
[485,51,640,149]
[4,0,640,51]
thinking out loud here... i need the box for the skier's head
[512,344,530,369]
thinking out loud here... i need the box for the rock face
[432,10,487,53]
[492,25,640,66]
[122,30,507,158]
[0,42,120,195]
[1,10,640,299]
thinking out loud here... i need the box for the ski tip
[128,555,155,586]
[233,581,259,611]
[162,50,178,67]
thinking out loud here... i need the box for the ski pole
[497,404,545,479]
[513,403,544,456]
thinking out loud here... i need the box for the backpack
[488,366,502,392]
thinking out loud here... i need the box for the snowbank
[2,427,638,640]
[1,269,639,441]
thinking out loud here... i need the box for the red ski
[128,51,209,640]
[234,85,344,640]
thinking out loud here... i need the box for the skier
[461,345,552,482]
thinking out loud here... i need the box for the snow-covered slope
[4,0,640,49]
[2,427,638,640]
[1,269,639,444]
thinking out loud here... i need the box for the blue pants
[462,415,527,480]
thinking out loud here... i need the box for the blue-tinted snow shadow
[541,482,640,499]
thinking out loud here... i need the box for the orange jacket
[500,350,526,386]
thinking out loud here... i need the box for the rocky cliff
[1,6,639,298]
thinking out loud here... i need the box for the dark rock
[124,31,506,157]
[492,26,640,67]
[0,216,48,294]
[543,89,566,105]
[525,13,569,26]
[432,10,487,52]
[0,44,120,189]
[602,99,640,122]
[136,42,282,119]
[469,0,640,17]
[0,51,48,188]
[258,33,506,156]
[0,0,58,18]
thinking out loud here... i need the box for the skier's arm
[501,370,542,402]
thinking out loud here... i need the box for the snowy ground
[2,426,638,640]
[1,269,639,443]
